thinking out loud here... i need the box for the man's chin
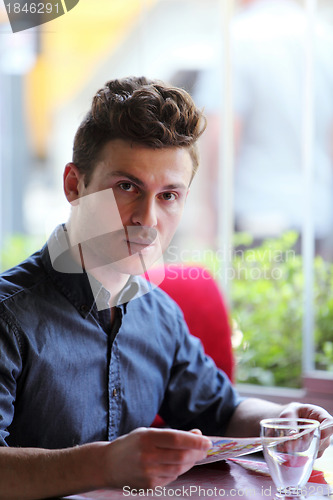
[102,251,162,277]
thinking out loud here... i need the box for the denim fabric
[0,226,241,449]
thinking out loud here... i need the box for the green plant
[232,232,333,387]
[313,256,333,371]
[0,234,44,272]
[231,232,304,387]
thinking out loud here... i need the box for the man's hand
[102,427,211,489]
[225,397,333,458]
[278,402,333,457]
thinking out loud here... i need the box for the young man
[0,77,332,500]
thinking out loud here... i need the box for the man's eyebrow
[108,171,145,187]
[162,183,188,191]
[108,170,188,190]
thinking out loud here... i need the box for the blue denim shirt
[0,226,241,449]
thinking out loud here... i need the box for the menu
[196,436,263,465]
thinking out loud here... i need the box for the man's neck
[88,265,130,306]
[64,222,130,304]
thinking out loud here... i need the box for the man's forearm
[0,442,109,500]
[225,398,285,437]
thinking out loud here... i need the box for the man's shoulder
[0,248,48,305]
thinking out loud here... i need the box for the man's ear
[63,163,82,204]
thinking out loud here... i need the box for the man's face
[67,139,193,276]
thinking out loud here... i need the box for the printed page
[196,436,263,465]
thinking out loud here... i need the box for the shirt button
[80,304,90,314]
[112,388,117,397]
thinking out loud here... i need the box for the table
[64,445,333,500]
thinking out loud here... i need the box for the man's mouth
[126,239,154,246]
[124,227,157,254]
[125,238,156,256]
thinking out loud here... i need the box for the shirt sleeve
[0,304,23,446]
[158,305,242,436]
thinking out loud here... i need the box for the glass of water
[260,418,320,498]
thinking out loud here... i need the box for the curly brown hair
[72,76,206,186]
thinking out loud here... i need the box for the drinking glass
[260,418,320,499]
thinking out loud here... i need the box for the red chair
[147,264,234,428]
[147,264,234,381]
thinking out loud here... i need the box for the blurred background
[0,0,333,409]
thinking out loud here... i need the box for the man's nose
[131,196,158,227]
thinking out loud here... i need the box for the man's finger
[148,429,211,451]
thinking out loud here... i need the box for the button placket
[108,338,121,441]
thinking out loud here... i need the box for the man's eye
[161,192,177,201]
[119,182,135,192]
